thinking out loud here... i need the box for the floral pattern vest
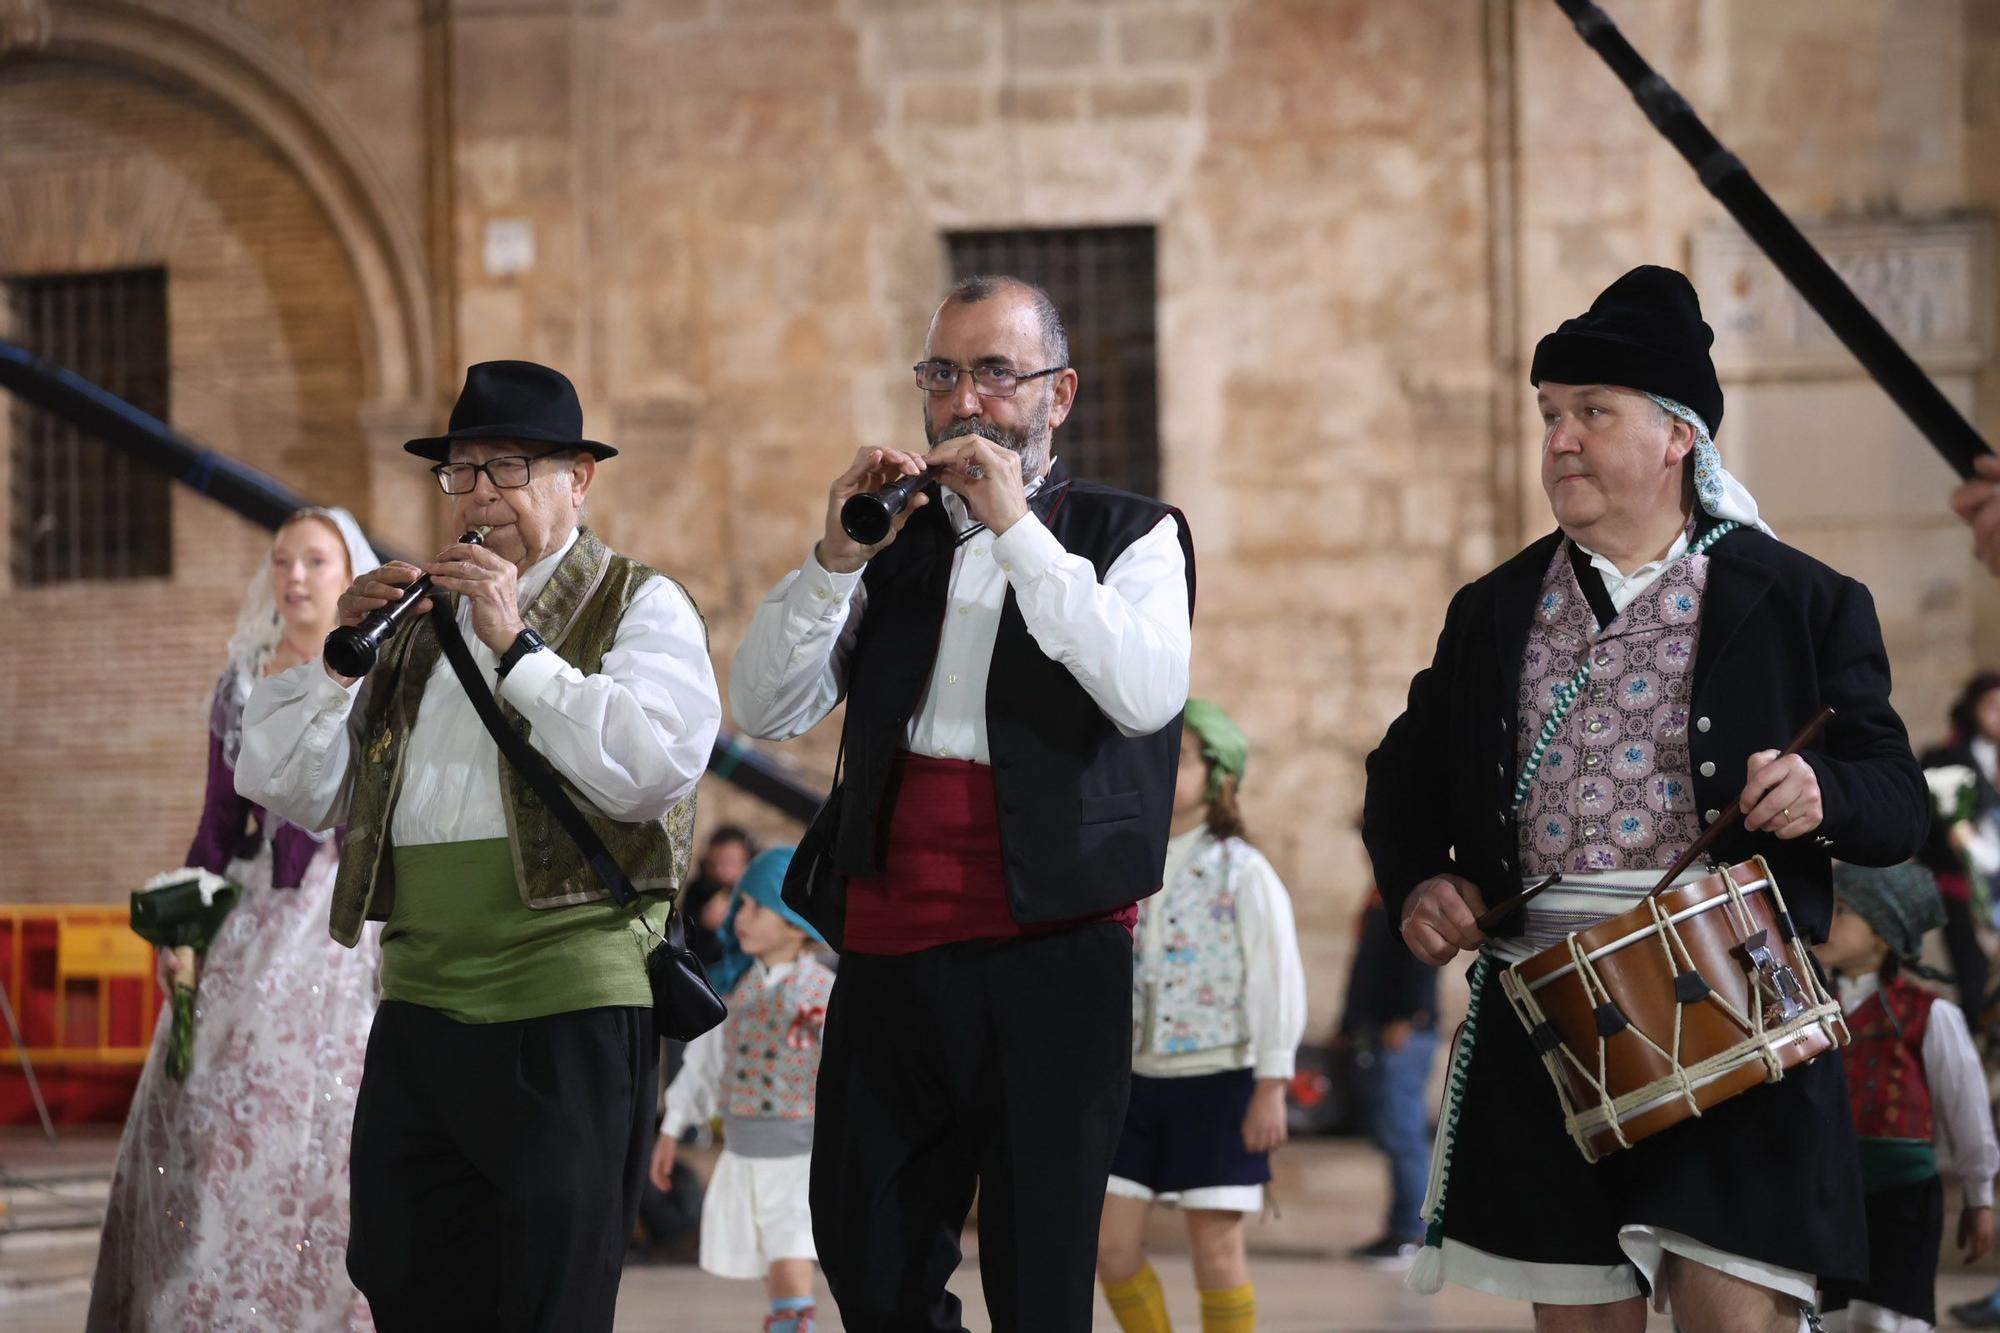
[1516,540,1710,874]
[1133,834,1247,1057]
[723,953,835,1122]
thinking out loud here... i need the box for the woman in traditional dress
[89,508,381,1332]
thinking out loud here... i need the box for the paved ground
[5,1128,2000,1330]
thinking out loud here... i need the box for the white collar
[1571,526,1691,587]
[1834,970,1882,1014]
[751,957,798,986]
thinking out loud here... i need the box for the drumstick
[1474,871,1563,934]
[1645,707,1836,896]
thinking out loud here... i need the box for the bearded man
[730,275,1195,1331]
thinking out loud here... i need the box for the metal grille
[6,269,172,584]
[946,227,1159,497]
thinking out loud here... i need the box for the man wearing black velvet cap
[1364,267,1928,1331]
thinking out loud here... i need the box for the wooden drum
[1498,857,1847,1162]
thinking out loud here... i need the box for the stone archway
[1,0,437,412]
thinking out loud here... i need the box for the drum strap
[1409,520,1740,1294]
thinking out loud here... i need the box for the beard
[923,393,1053,479]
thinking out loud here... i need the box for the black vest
[832,460,1196,929]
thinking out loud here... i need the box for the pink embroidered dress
[91,521,381,1332]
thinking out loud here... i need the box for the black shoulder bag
[429,602,726,1041]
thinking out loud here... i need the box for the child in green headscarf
[1816,861,1996,1332]
[1096,700,1307,1333]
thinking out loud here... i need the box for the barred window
[946,227,1159,497]
[6,268,172,584]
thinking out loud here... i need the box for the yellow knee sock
[1103,1260,1173,1333]
[1199,1281,1256,1333]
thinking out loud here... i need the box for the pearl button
[974,546,987,557]
[1588,721,1604,734]
[1699,761,1716,777]
[1585,754,1601,768]
[1583,824,1600,838]
[1001,561,1014,572]
[957,604,969,616]
[1704,808,1720,823]
[1696,717,1711,733]
[947,674,959,685]
[1496,764,1505,778]
[811,586,828,601]
[939,746,953,758]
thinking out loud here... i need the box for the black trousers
[347,1001,657,1333]
[812,922,1134,1333]
[1820,1175,1944,1324]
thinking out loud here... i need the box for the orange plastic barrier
[0,906,158,1124]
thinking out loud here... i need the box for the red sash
[843,752,1137,955]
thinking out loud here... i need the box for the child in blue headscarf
[652,847,832,1333]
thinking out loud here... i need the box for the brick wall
[0,62,368,904]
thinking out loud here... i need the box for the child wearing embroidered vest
[1816,860,1997,1333]
[1097,699,1307,1333]
[652,847,831,1333]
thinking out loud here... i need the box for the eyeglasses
[430,454,565,495]
[913,361,1067,398]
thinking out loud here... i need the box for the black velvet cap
[1530,265,1724,435]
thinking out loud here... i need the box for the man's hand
[1241,1079,1289,1154]
[327,561,429,685]
[1962,1204,1995,1263]
[818,447,931,574]
[648,1134,678,1192]
[1400,874,1487,966]
[1951,454,2000,576]
[1740,750,1824,838]
[926,435,1029,535]
[427,541,525,655]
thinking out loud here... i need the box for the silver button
[1498,812,1508,826]
[1583,824,1600,838]
[1585,754,1602,768]
[1496,764,1505,778]
[1704,808,1720,823]
[1595,654,1610,667]
[1588,720,1604,734]
[1500,719,1509,734]
[1699,761,1716,777]
[1696,717,1711,733]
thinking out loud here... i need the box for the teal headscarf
[709,846,823,995]
[1183,698,1249,801]
[1831,860,1950,981]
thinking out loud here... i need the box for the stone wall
[2,0,1995,1036]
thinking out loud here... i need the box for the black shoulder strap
[428,600,682,947]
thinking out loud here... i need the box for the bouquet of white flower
[131,867,240,1079]
[1925,764,1991,922]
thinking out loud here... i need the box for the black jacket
[1363,525,1927,947]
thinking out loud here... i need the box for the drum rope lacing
[1498,867,1847,1162]
[1409,520,1739,1291]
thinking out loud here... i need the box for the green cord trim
[1421,519,1739,1248]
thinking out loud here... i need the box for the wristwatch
[496,626,547,679]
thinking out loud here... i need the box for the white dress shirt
[1837,972,2000,1207]
[1573,528,1693,616]
[235,528,722,845]
[1132,827,1309,1081]
[729,473,1191,760]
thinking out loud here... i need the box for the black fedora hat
[404,360,617,462]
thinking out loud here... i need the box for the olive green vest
[329,528,700,947]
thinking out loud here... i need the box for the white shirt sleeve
[1232,842,1308,1080]
[1925,997,1999,1208]
[234,661,370,833]
[494,575,721,822]
[989,512,1191,737]
[728,546,868,741]
[662,1022,727,1138]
